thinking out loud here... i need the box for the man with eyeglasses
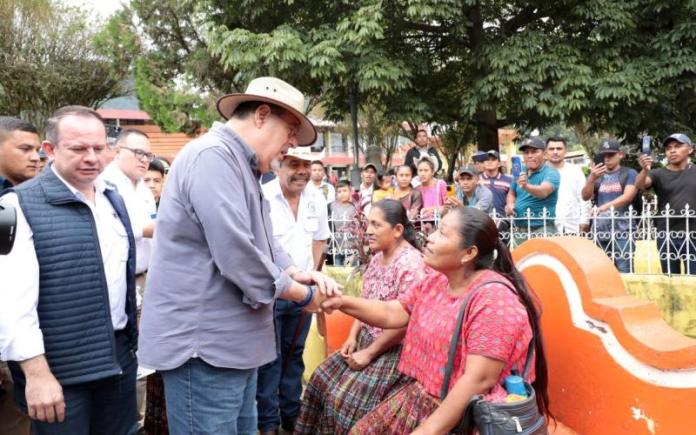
[101,129,156,277]
[138,76,341,433]
[0,106,138,433]
[100,128,157,428]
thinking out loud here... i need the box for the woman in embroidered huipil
[322,207,551,434]
[295,199,430,435]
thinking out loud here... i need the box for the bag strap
[439,280,535,400]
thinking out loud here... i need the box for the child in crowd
[416,157,447,233]
[331,180,358,266]
[372,170,395,203]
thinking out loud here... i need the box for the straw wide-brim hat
[216,77,318,146]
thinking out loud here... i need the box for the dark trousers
[256,299,312,432]
[13,331,137,435]
[657,233,696,275]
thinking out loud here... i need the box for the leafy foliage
[116,0,696,148]
[0,0,131,129]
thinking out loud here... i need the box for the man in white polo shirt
[257,148,330,435]
[99,128,157,428]
[101,129,157,281]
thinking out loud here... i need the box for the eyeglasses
[272,112,299,140]
[121,146,155,162]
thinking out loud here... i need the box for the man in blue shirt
[448,165,494,214]
[506,137,560,246]
[582,138,638,273]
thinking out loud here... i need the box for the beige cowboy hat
[216,77,318,146]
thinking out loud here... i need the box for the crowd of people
[0,74,692,435]
[326,133,695,276]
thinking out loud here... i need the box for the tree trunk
[476,109,499,152]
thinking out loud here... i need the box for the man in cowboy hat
[138,77,340,434]
[257,148,330,435]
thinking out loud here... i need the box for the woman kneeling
[295,199,431,435]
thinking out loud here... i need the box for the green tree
[120,0,696,150]
[0,0,131,128]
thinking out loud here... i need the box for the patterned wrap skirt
[294,327,409,435]
[349,381,470,435]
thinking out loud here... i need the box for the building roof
[97,109,151,121]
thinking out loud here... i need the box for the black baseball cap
[518,137,545,151]
[596,138,621,154]
[472,151,488,162]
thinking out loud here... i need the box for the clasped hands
[291,270,344,313]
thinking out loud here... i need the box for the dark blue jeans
[598,236,634,273]
[657,233,696,275]
[256,299,312,432]
[14,331,137,435]
[161,358,257,435]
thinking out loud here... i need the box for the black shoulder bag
[440,281,548,435]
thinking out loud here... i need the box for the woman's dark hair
[451,206,551,420]
[396,164,414,176]
[416,157,435,172]
[372,199,420,250]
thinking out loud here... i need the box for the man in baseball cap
[445,165,494,213]
[506,136,560,246]
[138,77,340,433]
[636,132,696,274]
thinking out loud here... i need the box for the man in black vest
[0,106,138,434]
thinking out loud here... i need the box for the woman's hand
[339,336,357,358]
[345,348,374,370]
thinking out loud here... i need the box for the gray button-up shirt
[138,122,294,370]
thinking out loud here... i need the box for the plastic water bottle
[504,373,527,397]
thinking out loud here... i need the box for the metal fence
[326,200,696,275]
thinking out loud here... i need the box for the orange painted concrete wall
[513,237,696,435]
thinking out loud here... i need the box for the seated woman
[323,207,550,434]
[392,165,422,221]
[295,199,431,435]
[415,157,446,233]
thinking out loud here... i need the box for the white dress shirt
[306,180,336,204]
[101,163,157,274]
[262,178,331,271]
[554,163,591,234]
[0,166,130,362]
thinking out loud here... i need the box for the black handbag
[440,281,548,435]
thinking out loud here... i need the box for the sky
[64,0,123,19]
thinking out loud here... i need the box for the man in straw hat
[257,147,330,435]
[138,77,341,434]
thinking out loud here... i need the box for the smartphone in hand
[593,153,604,165]
[642,135,651,156]
[511,156,522,178]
